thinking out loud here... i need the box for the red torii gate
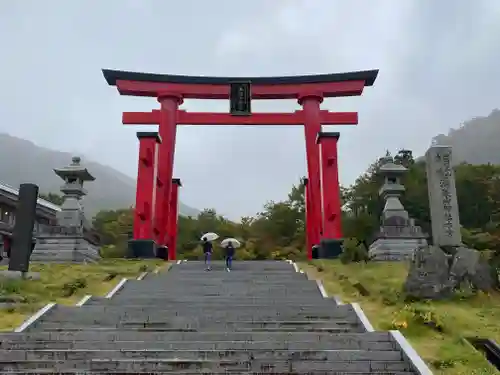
[103,69,378,260]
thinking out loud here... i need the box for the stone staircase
[0,260,432,374]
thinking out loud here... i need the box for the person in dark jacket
[225,241,235,272]
[202,237,213,270]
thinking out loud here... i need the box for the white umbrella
[221,238,241,248]
[201,232,219,241]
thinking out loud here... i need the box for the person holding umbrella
[224,241,235,272]
[221,238,241,272]
[201,233,218,271]
[202,237,213,271]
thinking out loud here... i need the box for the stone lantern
[31,156,100,263]
[54,156,95,230]
[368,153,428,261]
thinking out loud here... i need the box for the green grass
[300,260,500,375]
[0,259,168,331]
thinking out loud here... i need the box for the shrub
[103,272,118,282]
[100,244,127,258]
[340,238,369,264]
[62,277,88,297]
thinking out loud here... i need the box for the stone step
[90,297,332,305]
[43,312,358,324]
[111,284,318,292]
[48,304,354,318]
[0,358,411,372]
[0,371,412,375]
[42,314,357,324]
[153,273,306,279]
[0,331,392,342]
[126,277,311,284]
[169,261,296,269]
[0,339,395,351]
[33,323,360,333]
[117,288,322,295]
[35,320,360,332]
[113,293,324,299]
[0,349,403,362]
[84,302,341,311]
[151,275,308,281]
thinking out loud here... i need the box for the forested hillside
[0,133,199,218]
[432,108,500,165]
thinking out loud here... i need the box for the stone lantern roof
[54,156,95,182]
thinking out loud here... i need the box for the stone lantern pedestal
[31,157,101,262]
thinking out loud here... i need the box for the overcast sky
[1,1,500,219]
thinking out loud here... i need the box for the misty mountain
[431,109,500,165]
[0,134,199,218]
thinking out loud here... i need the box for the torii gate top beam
[102,69,378,100]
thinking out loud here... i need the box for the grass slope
[0,259,167,331]
[300,260,500,375]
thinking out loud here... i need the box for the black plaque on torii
[230,81,251,116]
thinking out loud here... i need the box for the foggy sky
[1,0,500,219]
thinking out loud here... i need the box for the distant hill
[0,133,199,218]
[431,109,500,165]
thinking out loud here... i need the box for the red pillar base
[319,238,344,259]
[127,239,157,259]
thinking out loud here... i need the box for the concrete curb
[316,280,328,298]
[105,278,128,298]
[75,295,92,307]
[14,303,56,332]
[76,268,151,307]
[352,302,375,332]
[390,330,434,375]
[333,295,344,305]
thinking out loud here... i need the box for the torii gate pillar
[128,132,161,258]
[299,94,324,254]
[303,178,314,259]
[317,131,343,258]
[167,178,182,261]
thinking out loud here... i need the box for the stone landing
[31,235,100,263]
[369,238,427,261]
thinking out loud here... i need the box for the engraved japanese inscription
[425,145,462,247]
[230,81,251,116]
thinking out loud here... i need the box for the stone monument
[425,145,462,248]
[404,146,498,299]
[368,153,428,261]
[31,156,101,263]
[0,183,41,280]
